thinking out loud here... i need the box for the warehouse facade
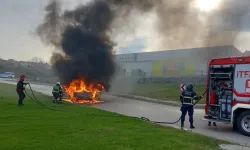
[115,45,242,77]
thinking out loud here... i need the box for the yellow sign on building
[152,59,196,77]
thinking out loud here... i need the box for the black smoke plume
[36,0,157,90]
[37,0,115,90]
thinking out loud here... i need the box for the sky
[0,0,250,62]
[0,0,88,62]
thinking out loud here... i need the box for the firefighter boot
[209,122,217,126]
[59,98,63,104]
[181,121,184,129]
[190,124,195,129]
[190,121,195,129]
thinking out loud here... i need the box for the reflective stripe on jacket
[180,91,199,105]
[52,85,62,93]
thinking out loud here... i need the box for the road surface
[0,79,249,146]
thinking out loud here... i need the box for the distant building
[115,45,242,77]
[243,50,250,56]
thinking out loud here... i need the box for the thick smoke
[37,0,250,91]
[36,0,158,90]
[148,0,250,62]
[152,0,205,50]
[196,0,250,61]
[36,0,62,48]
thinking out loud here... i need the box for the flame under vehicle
[202,56,250,136]
[62,79,104,104]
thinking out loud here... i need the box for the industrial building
[115,45,243,77]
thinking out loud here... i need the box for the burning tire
[236,110,250,137]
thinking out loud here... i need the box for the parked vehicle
[0,72,15,78]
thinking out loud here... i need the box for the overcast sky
[0,0,249,62]
[0,0,92,62]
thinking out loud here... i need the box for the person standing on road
[16,74,28,106]
[180,83,202,129]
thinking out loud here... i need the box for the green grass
[130,84,206,103]
[0,83,224,150]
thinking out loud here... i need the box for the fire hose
[139,76,219,124]
[24,83,67,112]
[140,87,209,124]
[24,76,218,125]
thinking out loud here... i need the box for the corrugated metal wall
[115,45,242,77]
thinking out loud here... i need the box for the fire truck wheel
[236,110,250,137]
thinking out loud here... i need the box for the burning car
[62,79,104,104]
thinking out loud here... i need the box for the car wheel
[236,110,250,136]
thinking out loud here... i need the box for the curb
[219,144,250,150]
[109,92,205,109]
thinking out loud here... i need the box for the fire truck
[203,56,250,136]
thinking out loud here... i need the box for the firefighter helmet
[20,74,25,78]
[56,82,60,85]
[186,83,193,91]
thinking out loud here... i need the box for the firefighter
[16,74,28,106]
[180,83,202,129]
[52,82,63,103]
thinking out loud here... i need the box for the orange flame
[63,79,104,104]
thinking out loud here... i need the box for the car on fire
[62,86,102,103]
[60,79,110,104]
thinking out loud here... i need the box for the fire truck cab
[203,56,250,136]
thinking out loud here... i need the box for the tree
[30,57,45,63]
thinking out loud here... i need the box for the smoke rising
[37,0,250,92]
[152,0,205,50]
[36,0,159,90]
[143,0,250,62]
[36,0,62,48]
[199,0,250,61]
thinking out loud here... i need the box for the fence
[112,76,206,86]
[136,76,206,85]
[109,75,207,95]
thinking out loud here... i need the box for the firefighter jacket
[16,80,25,92]
[52,85,63,94]
[180,90,200,105]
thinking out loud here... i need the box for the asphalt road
[0,79,249,146]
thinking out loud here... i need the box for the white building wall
[114,46,242,77]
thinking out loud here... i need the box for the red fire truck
[203,56,250,136]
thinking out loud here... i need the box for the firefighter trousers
[52,92,62,103]
[180,105,194,126]
[17,91,26,106]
